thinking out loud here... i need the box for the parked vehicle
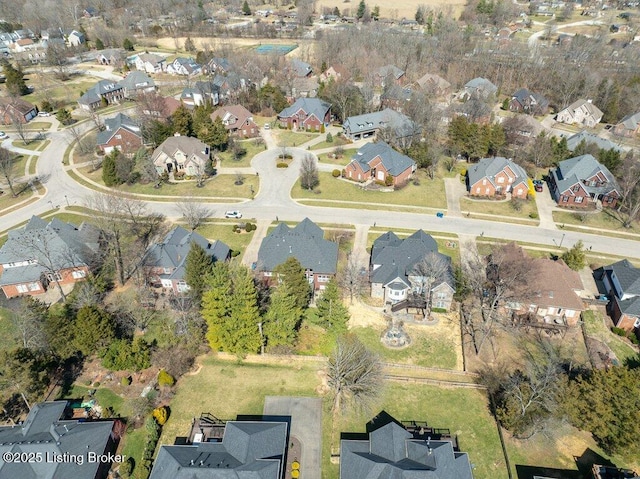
[37,111,51,117]
[0,131,7,139]
[225,210,243,219]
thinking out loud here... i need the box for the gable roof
[616,296,640,318]
[464,77,498,96]
[96,113,142,145]
[257,218,338,274]
[560,99,603,121]
[78,80,122,105]
[530,258,584,311]
[343,108,416,138]
[278,98,331,121]
[552,154,619,196]
[467,157,528,188]
[0,401,114,479]
[151,136,210,164]
[0,97,36,116]
[137,53,165,66]
[511,88,549,110]
[414,73,451,92]
[291,58,312,77]
[376,65,405,79]
[617,111,640,131]
[604,259,640,296]
[210,104,254,129]
[566,130,622,152]
[119,71,155,91]
[348,141,416,177]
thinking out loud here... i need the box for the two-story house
[277,97,331,131]
[596,259,640,332]
[77,80,124,110]
[466,157,529,199]
[557,99,603,127]
[462,77,498,100]
[210,104,259,138]
[344,141,416,187]
[613,112,640,138]
[96,113,144,155]
[180,80,220,107]
[342,108,416,141]
[166,57,201,76]
[119,71,156,99]
[0,97,37,124]
[134,53,166,74]
[151,135,211,176]
[509,88,549,115]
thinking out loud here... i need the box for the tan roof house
[152,135,211,176]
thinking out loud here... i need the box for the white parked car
[37,111,51,117]
[0,131,7,139]
[225,210,243,219]
[263,123,270,130]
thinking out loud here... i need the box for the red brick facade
[98,127,143,154]
[469,166,528,199]
[0,265,89,299]
[345,156,413,186]
[611,298,639,332]
[279,109,328,131]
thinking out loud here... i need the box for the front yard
[271,129,320,147]
[292,171,447,211]
[552,210,640,239]
[316,147,358,166]
[195,221,256,255]
[217,138,267,168]
[461,196,540,225]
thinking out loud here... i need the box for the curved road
[2,119,640,260]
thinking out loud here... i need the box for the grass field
[0,182,34,212]
[314,0,466,19]
[552,210,640,238]
[13,139,50,151]
[271,129,320,147]
[316,148,358,166]
[22,76,97,110]
[310,135,352,151]
[0,307,18,352]
[195,221,256,254]
[582,309,638,365]
[292,171,447,209]
[217,139,266,168]
[461,196,539,224]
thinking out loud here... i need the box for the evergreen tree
[371,5,380,20]
[202,262,232,350]
[74,305,116,356]
[226,266,262,354]
[242,0,251,15]
[1,60,29,96]
[275,257,311,309]
[171,104,193,136]
[356,0,366,19]
[102,150,119,186]
[561,241,586,271]
[198,116,229,151]
[184,36,196,52]
[598,148,621,175]
[263,284,303,349]
[123,38,134,51]
[316,278,350,331]
[258,84,288,113]
[184,242,214,303]
[95,38,105,50]
[56,108,73,125]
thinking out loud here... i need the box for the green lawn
[60,384,126,416]
[0,182,35,212]
[272,129,320,147]
[195,222,256,255]
[0,307,18,352]
[553,210,640,238]
[23,78,97,110]
[310,135,352,151]
[28,156,38,175]
[292,171,447,210]
[461,196,539,224]
[316,148,358,166]
[582,309,638,365]
[217,139,266,168]
[120,427,148,479]
[13,139,50,151]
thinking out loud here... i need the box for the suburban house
[256,218,338,292]
[210,104,259,138]
[0,97,37,124]
[462,77,498,100]
[566,130,622,152]
[96,113,143,154]
[67,30,85,47]
[211,73,246,101]
[344,141,417,187]
[548,154,620,208]
[140,94,181,120]
[134,53,166,74]
[380,84,413,111]
[466,157,529,199]
[596,259,640,332]
[9,38,36,53]
[290,58,313,77]
[375,64,405,86]
[613,112,640,137]
[0,216,100,299]
[369,230,454,309]
[152,135,211,176]
[94,48,125,67]
[290,76,320,99]
[319,64,348,83]
[180,80,220,107]
[145,226,230,293]
[509,88,549,115]
[341,413,473,479]
[119,71,156,98]
[414,72,452,97]
[556,99,603,127]
[0,401,119,479]
[77,80,124,110]
[342,108,416,141]
[508,114,544,139]
[203,57,232,74]
[166,57,201,76]
[149,415,288,479]
[277,97,331,131]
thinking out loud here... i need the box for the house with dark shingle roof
[342,108,416,141]
[78,79,124,111]
[210,104,259,138]
[340,413,473,479]
[0,216,100,299]
[548,154,620,208]
[597,259,640,332]
[557,99,603,127]
[149,419,288,479]
[256,218,338,292]
[144,226,230,293]
[375,64,405,87]
[0,401,118,479]
[180,80,220,107]
[134,53,166,74]
[613,112,640,138]
[369,230,454,309]
[119,71,156,98]
[0,97,36,125]
[463,77,498,100]
[290,58,313,77]
[466,157,529,199]
[166,57,201,76]
[509,88,549,115]
[344,141,416,187]
[277,97,331,131]
[96,113,143,154]
[566,130,622,152]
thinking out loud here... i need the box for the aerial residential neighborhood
[1,0,640,479]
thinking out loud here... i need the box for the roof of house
[0,97,36,115]
[291,59,312,77]
[370,230,453,289]
[172,57,201,74]
[414,73,451,92]
[0,401,114,479]
[376,64,405,79]
[210,104,254,129]
[616,296,640,318]
[96,113,142,145]
[150,420,287,479]
[343,108,415,137]
[348,141,416,177]
[381,84,412,102]
[616,111,640,131]
[209,57,232,71]
[78,79,122,105]
[137,53,165,65]
[151,136,210,165]
[551,154,619,196]
[0,216,100,286]
[511,88,549,109]
[464,77,498,96]
[278,97,331,121]
[467,157,528,188]
[340,418,473,479]
[531,258,584,311]
[257,218,338,274]
[145,226,229,282]
[119,71,155,91]
[560,99,603,120]
[211,73,242,91]
[604,259,640,296]
[566,130,622,152]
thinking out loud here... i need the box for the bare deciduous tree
[299,154,319,191]
[177,196,211,230]
[0,147,18,196]
[411,252,450,319]
[339,253,366,304]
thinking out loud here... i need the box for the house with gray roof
[78,80,124,111]
[369,230,454,309]
[466,157,529,199]
[375,65,405,87]
[613,112,640,138]
[119,71,156,98]
[151,135,211,176]
[166,57,201,76]
[277,97,331,131]
[342,108,417,141]
[557,99,603,127]
[145,226,230,293]
[509,88,549,115]
[340,413,473,479]
[414,73,452,97]
[96,113,143,154]
[0,401,117,479]
[548,154,620,208]
[149,419,288,479]
[256,218,338,292]
[463,77,498,100]
[597,259,640,332]
[566,130,622,152]
[344,141,416,187]
[134,53,166,74]
[0,216,100,299]
[181,80,220,107]
[290,58,313,77]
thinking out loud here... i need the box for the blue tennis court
[254,44,297,55]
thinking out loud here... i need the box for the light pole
[64,195,69,207]
[48,200,53,210]
[559,233,566,248]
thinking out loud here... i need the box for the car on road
[37,111,51,117]
[533,179,544,192]
[225,210,242,219]
[263,123,270,130]
[0,131,7,139]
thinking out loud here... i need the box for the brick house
[210,104,259,138]
[462,77,498,100]
[466,157,529,199]
[151,135,211,176]
[96,113,143,155]
[413,73,452,97]
[0,97,37,124]
[119,71,156,99]
[342,108,416,141]
[596,259,640,332]
[77,80,124,111]
[556,99,603,127]
[375,64,405,87]
[0,216,100,299]
[344,141,416,187]
[144,226,230,294]
[509,88,549,115]
[277,97,331,131]
[613,112,640,137]
[256,218,338,292]
[549,154,620,208]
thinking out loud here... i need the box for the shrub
[121,376,132,386]
[460,168,467,177]
[629,334,639,345]
[332,169,341,177]
[40,100,53,112]
[320,124,325,133]
[326,132,333,143]
[245,223,255,232]
[529,212,539,219]
[276,162,289,168]
[158,369,175,387]
[341,169,346,177]
[93,381,101,387]
[431,307,448,313]
[152,406,169,426]
[231,250,241,257]
[174,171,185,180]
[384,174,394,187]
[611,327,627,336]
[119,457,134,478]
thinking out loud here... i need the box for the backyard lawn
[292,171,447,210]
[461,196,539,225]
[582,309,638,365]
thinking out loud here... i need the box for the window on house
[72,270,86,279]
[115,134,122,139]
[317,275,330,283]
[482,179,487,185]
[46,272,63,282]
[16,284,29,293]
[497,177,505,183]
[263,271,273,277]
[437,292,447,299]
[28,282,40,291]
[435,301,445,309]
[562,196,569,202]
[575,196,583,203]
[573,185,580,192]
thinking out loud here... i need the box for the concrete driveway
[444,175,466,218]
[533,185,558,230]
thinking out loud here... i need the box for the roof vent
[200,461,204,466]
